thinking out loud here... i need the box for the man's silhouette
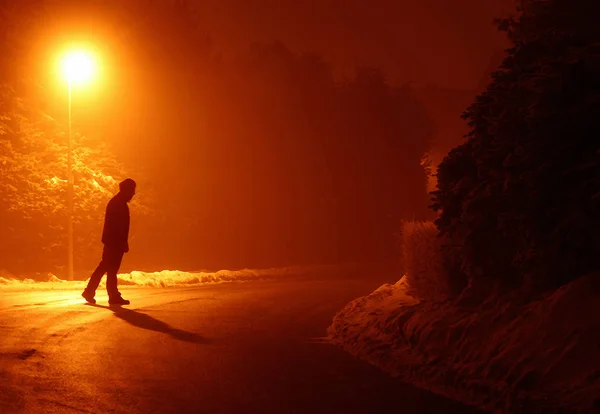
[82,178,136,305]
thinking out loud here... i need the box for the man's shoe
[108,297,130,306]
[81,291,96,304]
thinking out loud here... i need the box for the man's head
[119,178,136,202]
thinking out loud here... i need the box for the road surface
[0,267,483,413]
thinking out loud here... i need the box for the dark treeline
[0,0,434,276]
[432,0,600,300]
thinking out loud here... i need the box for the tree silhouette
[432,0,600,300]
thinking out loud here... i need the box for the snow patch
[0,267,299,291]
[116,268,294,288]
[328,273,600,413]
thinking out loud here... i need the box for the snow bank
[116,268,297,287]
[0,267,301,291]
[328,273,600,413]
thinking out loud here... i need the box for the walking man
[82,178,136,305]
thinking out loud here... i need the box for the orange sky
[193,0,515,89]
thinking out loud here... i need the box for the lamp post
[67,78,73,281]
[61,51,95,281]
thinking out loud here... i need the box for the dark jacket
[101,194,130,252]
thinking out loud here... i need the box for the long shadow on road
[86,303,211,345]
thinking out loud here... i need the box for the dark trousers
[85,245,124,298]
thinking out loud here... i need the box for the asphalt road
[0,269,483,413]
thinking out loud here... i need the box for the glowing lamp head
[62,51,95,84]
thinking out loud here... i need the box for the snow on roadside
[328,277,420,364]
[328,273,600,414]
[0,267,303,291]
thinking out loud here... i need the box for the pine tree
[431,0,600,300]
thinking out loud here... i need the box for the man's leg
[84,258,108,296]
[82,252,108,303]
[105,249,124,300]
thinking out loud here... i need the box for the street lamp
[61,50,96,281]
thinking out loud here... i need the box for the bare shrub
[401,220,449,301]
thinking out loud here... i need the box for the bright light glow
[61,51,96,84]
